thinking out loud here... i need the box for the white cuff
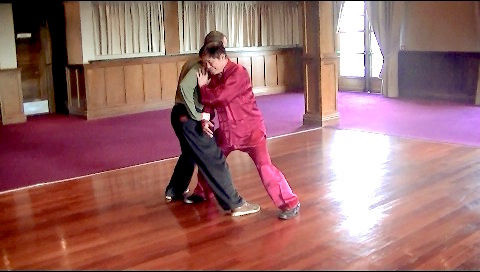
[201,112,210,121]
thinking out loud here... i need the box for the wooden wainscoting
[66,47,303,120]
[0,68,26,125]
[339,76,382,93]
[320,53,340,122]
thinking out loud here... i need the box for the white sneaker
[231,201,261,217]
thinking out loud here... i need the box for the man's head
[199,41,228,76]
[204,30,228,47]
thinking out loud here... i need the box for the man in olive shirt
[165,32,260,217]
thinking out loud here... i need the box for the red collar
[220,59,235,78]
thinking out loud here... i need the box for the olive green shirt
[174,57,204,121]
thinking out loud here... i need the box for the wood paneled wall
[0,68,26,125]
[339,77,382,93]
[66,47,303,119]
[320,54,339,120]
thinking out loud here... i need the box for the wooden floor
[2,127,480,270]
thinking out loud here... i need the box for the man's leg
[167,104,260,216]
[244,136,299,212]
[165,153,195,201]
[165,105,197,200]
[181,118,244,211]
[190,171,215,201]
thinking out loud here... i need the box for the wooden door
[13,2,54,115]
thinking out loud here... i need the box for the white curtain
[182,1,203,51]
[180,1,300,52]
[333,1,345,33]
[258,1,300,46]
[333,1,345,53]
[92,1,165,56]
[365,1,405,97]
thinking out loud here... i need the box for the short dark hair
[199,41,227,59]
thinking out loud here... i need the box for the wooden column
[302,1,339,126]
[63,1,83,65]
[0,68,26,125]
[163,1,180,55]
[476,63,480,105]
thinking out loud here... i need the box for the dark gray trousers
[165,104,244,210]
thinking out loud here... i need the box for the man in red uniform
[195,41,301,220]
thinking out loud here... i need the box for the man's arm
[179,67,203,121]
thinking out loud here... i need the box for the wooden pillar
[0,69,26,125]
[0,4,26,125]
[476,64,480,105]
[64,1,83,65]
[302,1,339,126]
[163,1,180,55]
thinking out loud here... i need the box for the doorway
[337,1,383,93]
[12,1,68,115]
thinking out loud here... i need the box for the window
[338,1,383,81]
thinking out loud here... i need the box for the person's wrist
[201,112,210,121]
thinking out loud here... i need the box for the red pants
[193,136,299,211]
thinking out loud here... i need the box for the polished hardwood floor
[1,127,480,270]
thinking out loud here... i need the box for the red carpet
[1,91,479,193]
[332,91,480,147]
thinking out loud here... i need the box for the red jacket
[200,60,267,150]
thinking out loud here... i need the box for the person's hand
[201,119,214,138]
[197,68,210,87]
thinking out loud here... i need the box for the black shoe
[183,194,206,204]
[165,193,182,203]
[165,188,188,203]
[278,203,300,220]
